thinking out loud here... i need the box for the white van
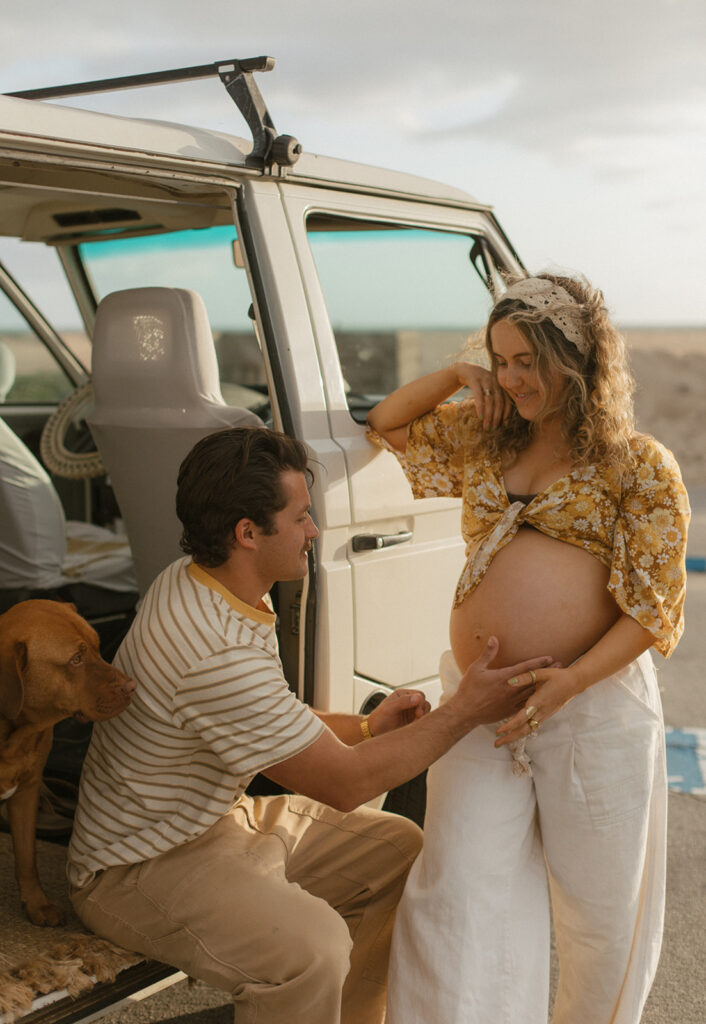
[0,56,524,1021]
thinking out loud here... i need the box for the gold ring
[529,669,537,685]
[528,718,540,732]
[525,705,538,719]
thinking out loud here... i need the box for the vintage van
[0,56,524,1021]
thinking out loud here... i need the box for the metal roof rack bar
[5,57,302,169]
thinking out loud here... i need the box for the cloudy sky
[2,0,705,325]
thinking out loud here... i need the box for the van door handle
[351,531,413,552]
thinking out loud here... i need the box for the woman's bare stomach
[449,527,621,673]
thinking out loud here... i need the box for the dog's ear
[0,641,26,720]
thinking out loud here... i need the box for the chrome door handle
[351,531,413,552]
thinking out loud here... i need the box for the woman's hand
[367,689,431,736]
[494,666,579,746]
[453,361,511,430]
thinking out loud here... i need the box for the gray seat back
[88,287,262,595]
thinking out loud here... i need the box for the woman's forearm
[568,614,654,694]
[366,365,463,450]
[495,614,655,745]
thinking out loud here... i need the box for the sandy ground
[625,328,706,493]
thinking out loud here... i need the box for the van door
[273,188,520,709]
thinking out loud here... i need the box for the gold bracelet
[360,716,373,740]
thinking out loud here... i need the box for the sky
[1,0,705,326]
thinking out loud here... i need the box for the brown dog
[0,600,136,926]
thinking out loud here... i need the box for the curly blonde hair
[473,272,635,469]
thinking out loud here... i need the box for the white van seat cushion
[63,521,137,593]
[0,417,66,590]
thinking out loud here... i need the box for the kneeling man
[68,427,546,1024]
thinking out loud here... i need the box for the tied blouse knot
[368,399,690,658]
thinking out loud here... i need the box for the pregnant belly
[449,527,621,673]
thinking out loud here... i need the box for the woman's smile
[490,319,564,420]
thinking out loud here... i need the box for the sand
[623,327,706,493]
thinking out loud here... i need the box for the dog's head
[0,599,136,726]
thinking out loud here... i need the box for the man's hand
[450,636,554,726]
[367,689,431,737]
[267,639,555,813]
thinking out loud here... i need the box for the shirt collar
[187,563,276,626]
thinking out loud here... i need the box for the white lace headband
[497,278,588,355]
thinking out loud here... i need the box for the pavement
[98,505,706,1024]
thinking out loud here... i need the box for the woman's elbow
[366,407,383,433]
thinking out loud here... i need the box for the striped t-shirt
[67,558,324,888]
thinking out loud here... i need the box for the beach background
[620,327,706,1023]
[626,327,706,499]
[625,326,706,719]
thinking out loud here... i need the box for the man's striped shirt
[68,558,324,887]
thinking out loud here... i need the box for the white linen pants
[386,650,667,1024]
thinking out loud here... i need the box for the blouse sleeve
[608,436,690,657]
[366,399,476,499]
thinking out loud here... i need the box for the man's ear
[233,518,258,551]
[0,640,26,720]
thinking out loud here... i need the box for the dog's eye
[70,653,83,666]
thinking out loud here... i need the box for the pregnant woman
[367,273,689,1024]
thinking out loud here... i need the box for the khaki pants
[71,794,422,1024]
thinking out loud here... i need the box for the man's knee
[265,894,353,983]
[293,907,353,987]
[392,813,424,861]
[243,899,353,993]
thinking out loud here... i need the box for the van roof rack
[5,56,302,169]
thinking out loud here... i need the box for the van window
[0,288,74,405]
[0,238,90,369]
[306,217,493,422]
[78,226,268,416]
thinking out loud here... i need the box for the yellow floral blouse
[368,399,690,657]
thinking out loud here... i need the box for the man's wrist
[360,716,373,741]
[433,695,476,741]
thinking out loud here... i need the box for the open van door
[270,184,520,711]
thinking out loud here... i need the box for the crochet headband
[497,277,588,355]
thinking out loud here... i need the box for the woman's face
[490,319,564,422]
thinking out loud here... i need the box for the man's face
[256,470,319,582]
